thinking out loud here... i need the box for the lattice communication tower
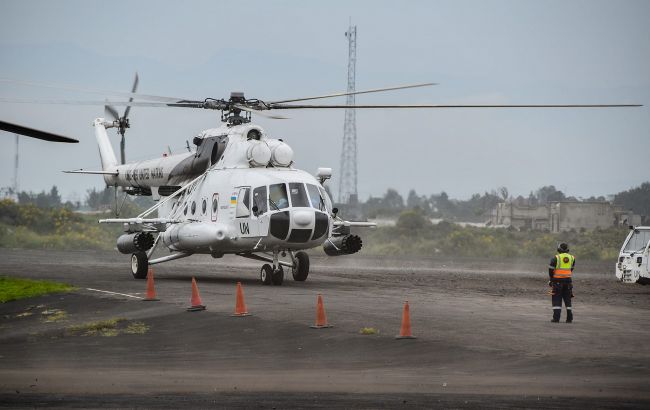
[338,23,358,204]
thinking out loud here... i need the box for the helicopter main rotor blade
[123,72,139,119]
[269,82,437,104]
[0,78,185,103]
[0,120,78,143]
[271,103,643,109]
[233,104,289,119]
[0,98,194,108]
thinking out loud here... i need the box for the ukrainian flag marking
[230,195,237,204]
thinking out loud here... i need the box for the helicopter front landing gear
[260,264,273,285]
[239,250,301,286]
[260,251,284,286]
[131,252,148,279]
[260,257,284,286]
[291,251,310,282]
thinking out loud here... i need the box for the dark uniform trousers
[551,281,573,321]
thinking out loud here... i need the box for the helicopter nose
[292,209,313,227]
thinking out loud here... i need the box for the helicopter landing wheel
[271,266,284,286]
[260,264,273,285]
[131,252,148,280]
[292,251,309,282]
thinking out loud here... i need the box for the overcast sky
[1,0,648,203]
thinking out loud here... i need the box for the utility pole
[338,21,358,205]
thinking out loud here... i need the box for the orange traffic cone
[187,277,206,311]
[310,293,332,329]
[395,300,416,339]
[231,282,251,317]
[143,268,159,301]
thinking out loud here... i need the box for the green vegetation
[341,183,649,223]
[359,327,379,335]
[0,198,132,251]
[0,277,74,303]
[0,184,152,251]
[363,210,628,261]
[615,182,650,217]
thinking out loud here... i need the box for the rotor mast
[339,21,358,205]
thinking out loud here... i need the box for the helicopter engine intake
[117,232,155,254]
[323,234,363,256]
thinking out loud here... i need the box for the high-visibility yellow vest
[554,252,575,279]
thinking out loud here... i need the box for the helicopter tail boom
[93,118,119,179]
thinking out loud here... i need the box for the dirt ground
[0,248,649,409]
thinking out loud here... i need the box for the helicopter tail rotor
[104,72,139,164]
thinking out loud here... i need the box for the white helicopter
[0,78,641,285]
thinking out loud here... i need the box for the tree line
[342,183,649,222]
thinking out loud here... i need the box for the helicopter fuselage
[159,167,333,255]
[94,118,354,271]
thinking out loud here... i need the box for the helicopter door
[252,185,269,237]
[235,186,258,237]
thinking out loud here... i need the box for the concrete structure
[490,201,641,232]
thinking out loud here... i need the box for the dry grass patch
[68,318,127,337]
[124,321,150,334]
[41,309,67,322]
[359,327,379,335]
[67,318,150,337]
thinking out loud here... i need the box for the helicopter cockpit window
[307,184,325,211]
[253,186,268,215]
[236,187,251,218]
[318,186,332,213]
[289,183,309,208]
[269,183,289,210]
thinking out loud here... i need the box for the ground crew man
[548,242,575,323]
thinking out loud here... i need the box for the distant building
[490,201,641,232]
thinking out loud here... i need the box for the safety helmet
[557,242,569,253]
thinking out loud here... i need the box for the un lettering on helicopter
[0,78,641,285]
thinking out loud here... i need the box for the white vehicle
[616,226,650,285]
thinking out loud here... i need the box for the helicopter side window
[236,187,251,218]
[306,184,325,211]
[202,199,207,214]
[289,183,309,208]
[318,186,332,213]
[191,201,196,215]
[253,186,268,215]
[269,183,289,210]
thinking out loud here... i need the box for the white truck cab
[616,226,650,285]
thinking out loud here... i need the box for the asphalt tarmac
[1,248,649,409]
